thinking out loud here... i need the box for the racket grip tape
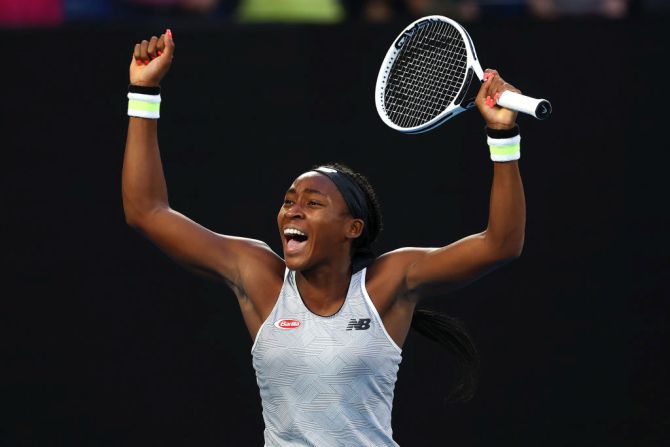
[497,91,552,120]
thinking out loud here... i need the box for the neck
[296,261,353,316]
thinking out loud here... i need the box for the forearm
[122,117,169,225]
[484,161,525,257]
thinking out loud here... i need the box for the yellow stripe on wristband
[128,100,160,113]
[489,144,520,157]
[489,143,520,162]
[128,97,161,119]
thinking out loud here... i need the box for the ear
[345,218,364,240]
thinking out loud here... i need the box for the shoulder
[365,247,433,308]
[234,237,283,266]
[367,247,433,282]
[363,248,435,346]
[232,238,286,329]
[232,238,285,297]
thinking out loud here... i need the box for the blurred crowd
[0,0,666,26]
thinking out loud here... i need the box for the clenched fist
[475,69,520,130]
[129,29,175,88]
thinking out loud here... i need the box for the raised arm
[122,30,283,298]
[400,69,526,296]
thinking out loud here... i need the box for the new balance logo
[346,318,371,331]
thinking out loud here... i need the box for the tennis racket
[375,15,552,134]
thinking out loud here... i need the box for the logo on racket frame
[394,18,436,49]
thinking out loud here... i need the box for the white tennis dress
[252,268,403,446]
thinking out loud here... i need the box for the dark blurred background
[1,1,669,446]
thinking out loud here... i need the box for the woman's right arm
[122,30,283,294]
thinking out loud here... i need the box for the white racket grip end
[497,91,552,120]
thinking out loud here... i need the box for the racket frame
[375,15,484,134]
[375,15,552,133]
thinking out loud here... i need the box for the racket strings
[384,21,468,128]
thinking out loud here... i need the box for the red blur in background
[0,0,63,26]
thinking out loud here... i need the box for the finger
[477,68,498,100]
[489,78,506,102]
[162,28,175,59]
[484,71,511,107]
[476,71,495,105]
[133,43,142,65]
[148,36,158,59]
[487,71,503,90]
[483,68,498,82]
[140,39,150,65]
[157,34,165,56]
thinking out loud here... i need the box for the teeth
[283,228,306,237]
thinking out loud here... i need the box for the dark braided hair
[315,162,480,402]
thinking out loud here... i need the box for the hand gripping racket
[375,15,552,134]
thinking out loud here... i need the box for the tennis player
[123,30,525,446]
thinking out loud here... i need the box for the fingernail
[166,29,172,39]
[144,60,149,65]
[486,96,495,108]
[158,51,163,56]
[494,92,502,102]
[136,59,142,66]
[483,73,491,81]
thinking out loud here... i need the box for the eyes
[283,198,323,208]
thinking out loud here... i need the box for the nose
[285,202,304,219]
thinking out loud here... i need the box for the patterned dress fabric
[252,268,403,446]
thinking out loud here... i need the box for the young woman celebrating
[123,30,525,446]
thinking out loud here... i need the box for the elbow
[122,196,140,228]
[487,231,524,262]
[122,191,167,229]
[122,189,141,228]
[502,236,524,261]
[504,242,523,261]
[124,206,165,230]
[123,206,143,229]
[122,200,156,230]
[124,213,141,229]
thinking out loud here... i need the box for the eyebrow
[286,187,327,196]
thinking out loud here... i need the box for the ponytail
[314,162,480,401]
[411,309,480,402]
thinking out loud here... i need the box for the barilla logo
[274,319,301,329]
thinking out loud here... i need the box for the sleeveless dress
[252,268,403,446]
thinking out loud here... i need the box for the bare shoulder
[367,247,433,284]
[364,247,434,348]
[234,237,285,297]
[230,238,286,337]
[365,247,433,311]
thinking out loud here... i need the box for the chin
[283,253,307,272]
[282,240,315,271]
[284,251,323,273]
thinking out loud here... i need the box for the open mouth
[283,228,309,253]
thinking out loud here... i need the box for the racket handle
[497,91,552,120]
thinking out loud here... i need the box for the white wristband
[127,92,161,119]
[488,134,520,162]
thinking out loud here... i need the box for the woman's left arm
[403,69,526,296]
